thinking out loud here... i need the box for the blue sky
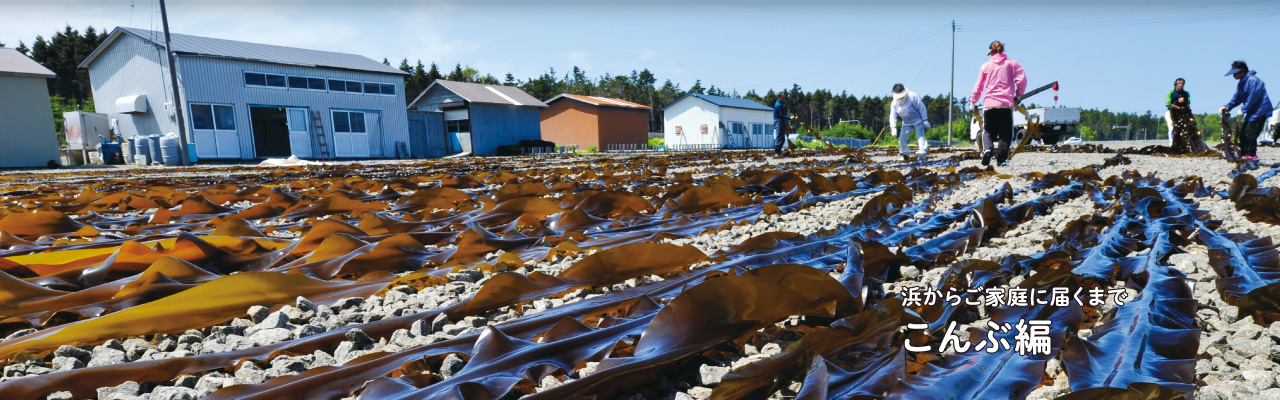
[4,0,1278,114]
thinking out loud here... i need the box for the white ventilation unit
[115,95,148,114]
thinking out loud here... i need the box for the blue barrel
[99,141,124,165]
[160,134,182,166]
[148,136,162,164]
[134,137,152,165]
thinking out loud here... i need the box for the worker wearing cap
[970,40,1026,167]
[889,84,931,162]
[1165,78,1190,147]
[773,91,790,157]
[1221,60,1273,160]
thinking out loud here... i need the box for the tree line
[8,24,1223,144]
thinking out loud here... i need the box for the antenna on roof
[159,0,190,165]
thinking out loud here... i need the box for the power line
[909,33,946,89]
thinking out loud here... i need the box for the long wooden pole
[159,0,190,166]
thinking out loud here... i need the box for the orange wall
[540,101,599,147]
[597,107,649,147]
[541,100,650,148]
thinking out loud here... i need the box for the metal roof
[79,27,406,75]
[546,93,651,109]
[408,80,547,108]
[660,93,771,112]
[0,48,55,79]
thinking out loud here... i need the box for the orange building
[540,94,651,149]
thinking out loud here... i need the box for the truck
[1013,107,1080,145]
[1270,109,1280,142]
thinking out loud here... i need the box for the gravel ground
[3,146,1279,399]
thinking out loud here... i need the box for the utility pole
[159,0,190,166]
[947,20,955,146]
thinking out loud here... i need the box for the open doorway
[250,106,291,158]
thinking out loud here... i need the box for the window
[213,105,235,130]
[332,111,367,133]
[265,74,286,87]
[288,76,308,89]
[752,123,764,135]
[257,73,389,95]
[244,72,266,86]
[244,72,284,88]
[333,111,350,133]
[349,112,365,132]
[190,104,235,130]
[191,104,214,130]
[446,119,470,133]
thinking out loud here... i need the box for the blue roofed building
[79,27,410,161]
[406,79,547,156]
[660,93,774,150]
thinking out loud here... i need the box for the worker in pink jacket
[971,40,1027,167]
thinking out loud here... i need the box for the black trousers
[982,108,1013,163]
[1240,118,1265,157]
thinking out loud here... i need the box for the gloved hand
[892,129,899,136]
[924,121,932,129]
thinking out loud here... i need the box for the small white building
[0,48,60,168]
[661,93,774,150]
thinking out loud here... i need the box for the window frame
[284,75,328,92]
[189,102,236,131]
[245,71,394,96]
[287,75,309,90]
[244,71,287,89]
[308,77,327,91]
[331,110,369,134]
[190,104,215,130]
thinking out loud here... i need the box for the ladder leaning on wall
[312,110,332,159]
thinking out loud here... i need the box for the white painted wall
[718,107,774,149]
[662,97,721,148]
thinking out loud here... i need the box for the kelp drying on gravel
[0,146,1274,400]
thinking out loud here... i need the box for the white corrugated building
[79,27,409,161]
[0,48,60,168]
[661,93,774,150]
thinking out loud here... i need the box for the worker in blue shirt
[773,91,789,157]
[1220,60,1274,160]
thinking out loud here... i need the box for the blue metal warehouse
[407,80,546,156]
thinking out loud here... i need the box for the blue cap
[1226,61,1248,76]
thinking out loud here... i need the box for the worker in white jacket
[890,83,932,161]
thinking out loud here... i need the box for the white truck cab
[1269,109,1280,142]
